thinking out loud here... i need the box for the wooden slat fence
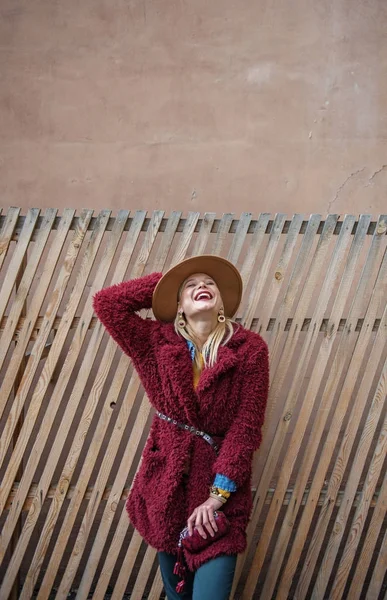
[0,209,386,600]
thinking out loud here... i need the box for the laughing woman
[93,255,269,600]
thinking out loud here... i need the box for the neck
[186,315,218,349]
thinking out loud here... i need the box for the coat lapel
[158,329,200,426]
[157,324,247,425]
[196,345,238,394]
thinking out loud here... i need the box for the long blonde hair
[174,313,234,369]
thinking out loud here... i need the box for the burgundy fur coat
[93,272,269,570]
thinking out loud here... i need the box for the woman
[93,255,269,600]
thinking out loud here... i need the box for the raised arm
[212,339,269,487]
[93,272,163,364]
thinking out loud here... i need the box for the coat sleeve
[212,339,269,487]
[92,271,163,368]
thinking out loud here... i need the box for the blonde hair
[174,314,234,369]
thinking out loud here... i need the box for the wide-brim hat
[152,255,243,322]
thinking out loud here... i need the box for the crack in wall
[327,167,365,214]
[366,164,387,185]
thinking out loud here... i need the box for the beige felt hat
[152,255,243,322]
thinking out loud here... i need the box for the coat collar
[158,324,248,424]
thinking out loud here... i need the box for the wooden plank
[330,404,387,600]
[266,213,322,363]
[210,213,234,256]
[256,214,371,599]
[192,212,216,256]
[0,209,75,460]
[0,207,20,271]
[312,365,387,600]
[19,211,148,600]
[242,213,287,329]
[0,210,112,592]
[293,256,387,599]
[227,212,252,264]
[239,213,271,288]
[347,470,387,599]
[153,210,182,269]
[147,567,164,600]
[168,211,200,268]
[0,210,93,473]
[92,512,136,599]
[258,214,306,335]
[123,544,157,600]
[365,527,387,600]
[0,207,40,329]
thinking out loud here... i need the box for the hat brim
[152,255,243,322]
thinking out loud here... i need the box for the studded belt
[155,410,221,455]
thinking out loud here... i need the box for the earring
[218,308,226,323]
[177,311,186,329]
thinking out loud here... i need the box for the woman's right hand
[187,496,223,538]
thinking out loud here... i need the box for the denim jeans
[158,551,237,600]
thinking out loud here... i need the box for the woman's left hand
[187,496,223,539]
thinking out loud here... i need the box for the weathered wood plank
[210,213,234,256]
[124,545,157,600]
[347,470,387,599]
[0,207,20,271]
[192,212,216,256]
[227,212,252,264]
[168,211,200,268]
[91,511,135,599]
[242,213,287,329]
[239,213,271,289]
[0,208,40,330]
[147,568,164,600]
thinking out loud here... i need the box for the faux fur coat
[93,272,269,570]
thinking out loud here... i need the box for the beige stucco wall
[0,0,386,216]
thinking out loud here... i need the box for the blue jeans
[158,551,237,600]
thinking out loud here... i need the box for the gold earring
[178,311,186,329]
[218,308,226,323]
